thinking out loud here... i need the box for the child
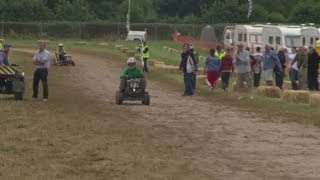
[204,49,221,92]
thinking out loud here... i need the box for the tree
[55,0,95,21]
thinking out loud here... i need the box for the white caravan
[262,25,301,53]
[301,27,320,47]
[126,30,147,41]
[223,25,263,52]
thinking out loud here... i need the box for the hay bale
[163,65,180,73]
[126,51,135,57]
[99,42,109,46]
[74,41,87,46]
[148,59,156,66]
[115,45,124,49]
[37,39,50,44]
[121,47,129,53]
[281,90,310,104]
[310,93,320,107]
[257,86,281,98]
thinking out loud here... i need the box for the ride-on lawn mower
[116,77,150,105]
[0,65,25,100]
[54,52,75,66]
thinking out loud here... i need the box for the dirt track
[7,48,320,179]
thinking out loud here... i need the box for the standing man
[275,48,287,89]
[251,46,263,87]
[233,44,253,100]
[262,44,283,86]
[32,42,50,101]
[179,43,196,96]
[292,46,308,90]
[307,47,319,91]
[142,41,150,73]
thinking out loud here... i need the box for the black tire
[142,92,150,105]
[71,60,75,66]
[14,92,23,101]
[116,91,124,105]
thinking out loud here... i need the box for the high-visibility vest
[215,51,226,60]
[143,46,150,58]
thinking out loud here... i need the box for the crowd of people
[179,43,320,99]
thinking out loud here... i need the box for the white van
[301,27,319,47]
[262,25,301,53]
[223,25,263,52]
[126,30,147,41]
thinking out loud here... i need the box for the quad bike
[116,77,150,105]
[0,65,25,100]
[54,52,75,66]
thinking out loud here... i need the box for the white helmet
[127,57,136,69]
[58,43,63,47]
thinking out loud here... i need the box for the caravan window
[250,35,256,43]
[316,38,319,41]
[257,35,262,44]
[238,33,243,41]
[268,36,274,44]
[244,34,247,42]
[276,37,281,45]
[310,38,314,46]
[285,36,301,48]
[302,37,306,46]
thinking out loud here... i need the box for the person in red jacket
[220,46,234,91]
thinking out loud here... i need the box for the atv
[0,65,25,100]
[54,52,75,66]
[116,77,150,105]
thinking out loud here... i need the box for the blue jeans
[184,73,194,95]
[289,69,298,90]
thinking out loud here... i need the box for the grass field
[1,39,320,179]
[6,38,320,126]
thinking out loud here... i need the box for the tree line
[0,0,319,24]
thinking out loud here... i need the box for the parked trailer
[262,25,301,53]
[300,27,319,47]
[223,25,263,52]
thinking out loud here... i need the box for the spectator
[32,42,50,101]
[292,46,308,90]
[220,46,233,91]
[179,43,196,96]
[262,44,282,86]
[189,44,199,90]
[275,48,287,89]
[204,49,220,93]
[251,47,263,87]
[233,44,253,100]
[288,47,299,90]
[215,44,226,59]
[308,47,320,91]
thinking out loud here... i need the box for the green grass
[7,38,320,126]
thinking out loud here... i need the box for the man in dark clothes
[275,48,286,89]
[308,47,320,91]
